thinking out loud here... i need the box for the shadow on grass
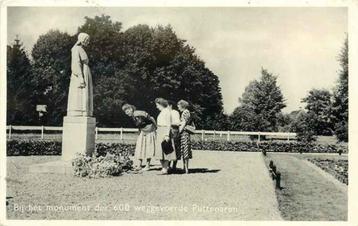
[148,167,162,171]
[147,167,221,174]
[147,166,221,174]
[170,168,221,174]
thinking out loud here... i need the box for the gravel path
[7,151,281,220]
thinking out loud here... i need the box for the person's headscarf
[75,32,90,46]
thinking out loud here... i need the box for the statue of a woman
[67,33,93,117]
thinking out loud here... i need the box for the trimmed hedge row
[192,141,347,153]
[7,140,62,156]
[6,139,347,156]
[6,140,136,156]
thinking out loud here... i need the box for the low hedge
[192,141,348,154]
[6,140,136,156]
[6,139,347,156]
[7,140,62,156]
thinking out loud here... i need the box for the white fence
[6,125,296,141]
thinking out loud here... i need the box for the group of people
[122,98,194,175]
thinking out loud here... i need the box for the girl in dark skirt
[168,100,181,171]
[178,100,193,174]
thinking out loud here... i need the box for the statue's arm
[71,48,84,78]
[77,47,88,86]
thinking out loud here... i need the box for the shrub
[95,143,135,158]
[335,121,348,142]
[290,111,317,143]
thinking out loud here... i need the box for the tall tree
[230,68,286,131]
[77,15,126,126]
[302,89,334,135]
[78,16,224,128]
[31,30,75,125]
[7,37,37,125]
[332,37,348,142]
[77,15,124,79]
[29,15,225,129]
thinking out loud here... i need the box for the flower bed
[7,139,347,156]
[307,158,348,185]
[72,152,133,178]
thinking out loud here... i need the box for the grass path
[263,153,347,221]
[7,151,281,220]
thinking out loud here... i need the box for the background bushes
[7,140,347,156]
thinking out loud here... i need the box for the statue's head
[77,33,90,46]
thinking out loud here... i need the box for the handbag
[161,110,175,155]
[161,139,174,155]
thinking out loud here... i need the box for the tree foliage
[230,68,286,131]
[332,37,348,142]
[289,110,317,143]
[27,15,224,129]
[7,38,37,125]
[301,89,334,135]
[31,30,75,125]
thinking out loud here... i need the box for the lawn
[263,152,347,221]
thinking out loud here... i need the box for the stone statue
[62,32,96,161]
[67,32,93,117]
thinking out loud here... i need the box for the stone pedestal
[28,117,96,175]
[62,116,96,161]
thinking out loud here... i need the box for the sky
[7,7,347,114]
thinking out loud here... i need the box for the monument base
[29,160,73,175]
[62,116,96,161]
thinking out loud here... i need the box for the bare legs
[160,160,169,174]
[135,158,151,171]
[168,159,189,174]
[183,159,189,174]
[172,160,178,170]
[135,159,143,171]
[143,158,151,171]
